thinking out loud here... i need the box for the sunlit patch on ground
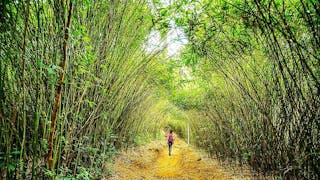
[109,137,252,180]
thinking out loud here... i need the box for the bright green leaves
[8,163,15,171]
[85,99,96,108]
[84,0,91,9]
[47,65,60,76]
[10,150,21,155]
[0,150,22,173]
[70,17,96,82]
[37,59,45,68]
[82,35,90,44]
[160,9,168,16]
[181,45,198,66]
[174,17,186,26]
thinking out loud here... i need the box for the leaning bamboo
[47,0,73,171]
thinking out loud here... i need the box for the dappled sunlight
[111,137,249,179]
[1,0,318,178]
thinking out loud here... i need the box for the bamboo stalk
[47,0,73,172]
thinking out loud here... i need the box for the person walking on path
[167,130,174,156]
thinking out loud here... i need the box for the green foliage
[133,134,154,146]
[151,0,320,178]
[167,119,186,138]
[0,0,166,178]
[1,0,319,179]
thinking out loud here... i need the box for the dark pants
[168,142,173,155]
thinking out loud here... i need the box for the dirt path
[152,138,228,179]
[109,137,251,179]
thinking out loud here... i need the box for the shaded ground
[109,137,253,179]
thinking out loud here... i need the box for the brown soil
[108,137,253,180]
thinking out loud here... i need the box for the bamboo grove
[0,0,167,178]
[155,0,319,178]
[1,0,320,179]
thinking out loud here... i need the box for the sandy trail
[110,137,250,179]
